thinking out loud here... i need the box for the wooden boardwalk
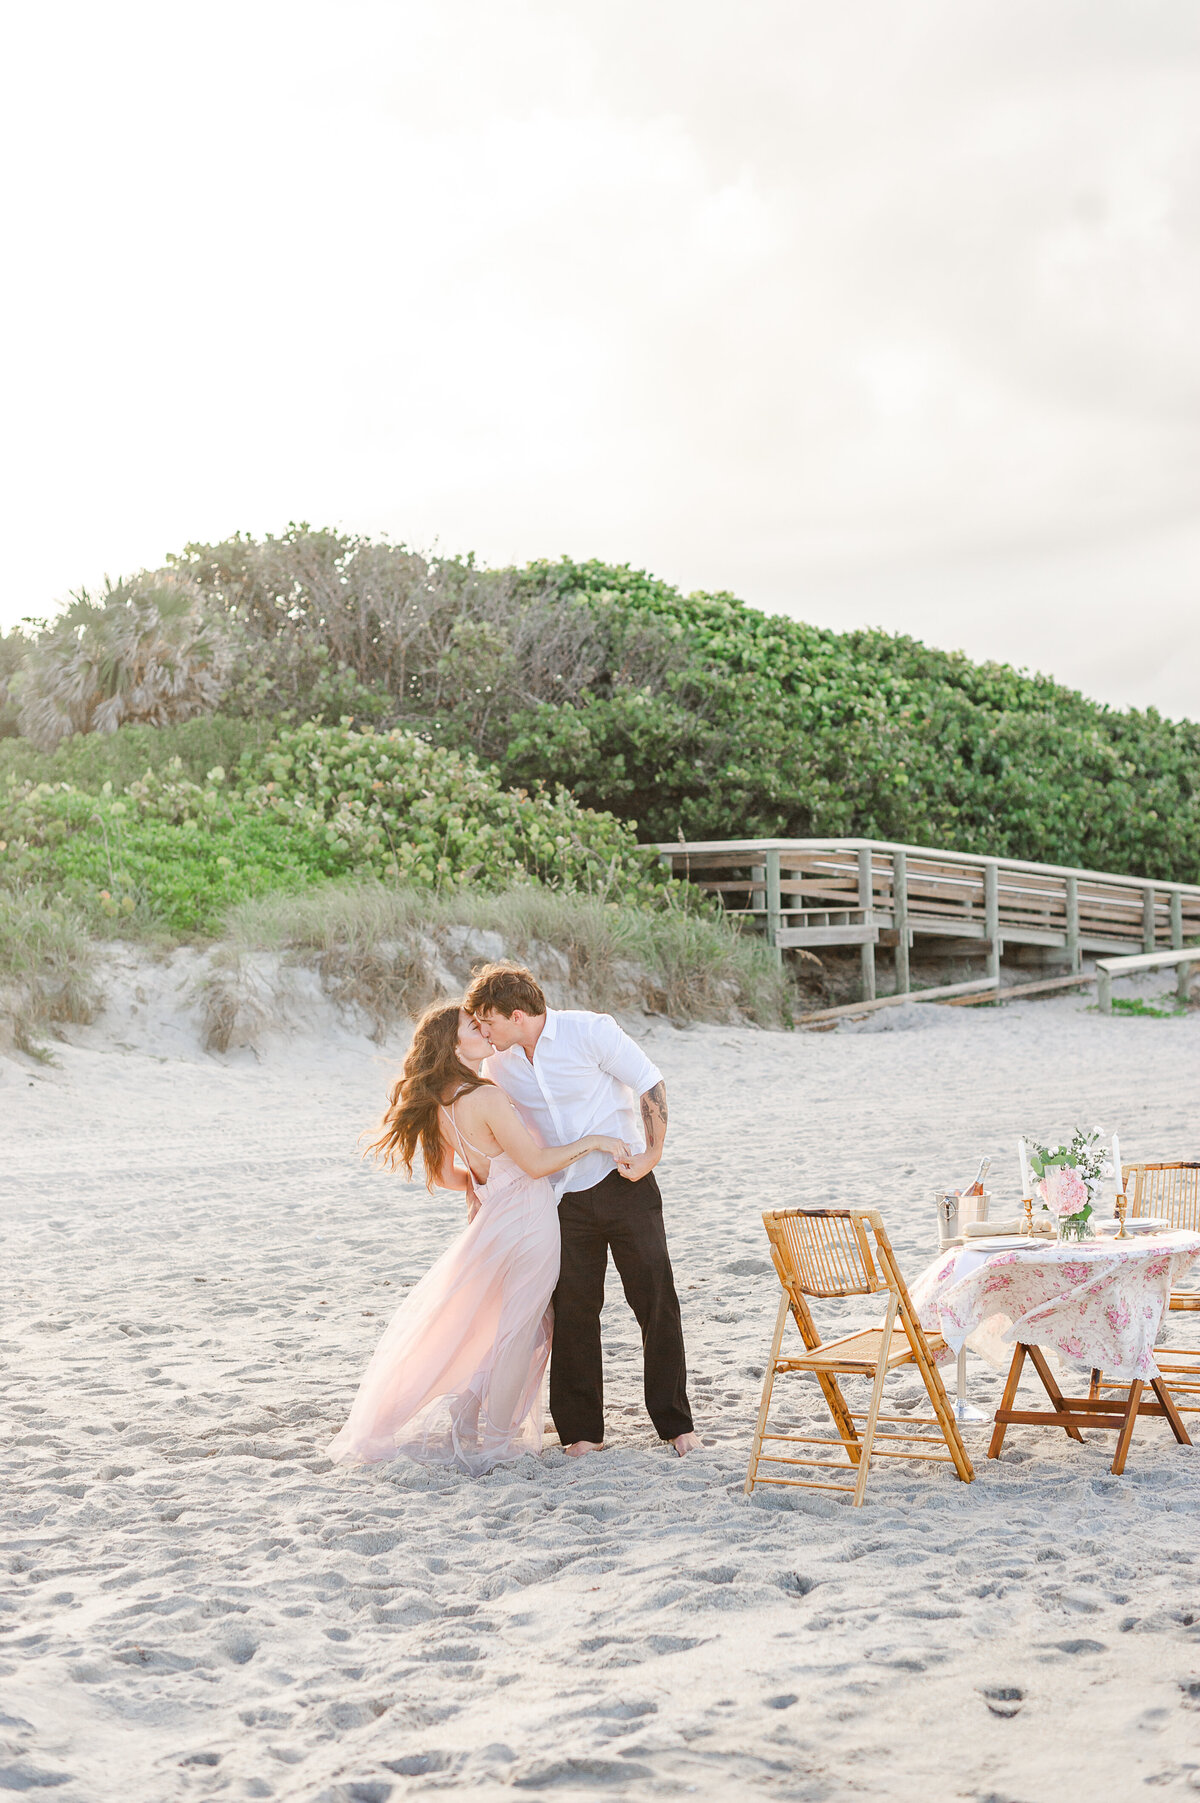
[650,837,1200,1000]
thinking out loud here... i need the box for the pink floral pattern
[911,1231,1200,1381]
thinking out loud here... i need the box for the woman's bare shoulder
[445,1081,497,1118]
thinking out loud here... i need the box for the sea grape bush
[0,722,664,933]
[495,560,1200,880]
[0,770,345,931]
[245,720,664,902]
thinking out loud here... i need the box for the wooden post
[984,861,1000,983]
[1065,874,1080,974]
[1098,965,1113,1015]
[1143,885,1157,953]
[765,849,783,968]
[857,846,876,1002]
[892,848,910,996]
[1171,891,1190,1001]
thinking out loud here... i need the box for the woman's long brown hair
[366,1001,488,1189]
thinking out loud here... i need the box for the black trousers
[549,1168,693,1446]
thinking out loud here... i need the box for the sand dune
[3,966,1199,1801]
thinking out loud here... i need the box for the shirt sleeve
[589,1013,663,1096]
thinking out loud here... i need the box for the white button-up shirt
[483,1009,663,1197]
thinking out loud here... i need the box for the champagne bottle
[962,1155,991,1197]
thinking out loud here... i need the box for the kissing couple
[328,963,699,1473]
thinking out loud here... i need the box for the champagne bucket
[935,1189,991,1248]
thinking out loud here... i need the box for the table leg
[1151,1376,1192,1448]
[1026,1344,1086,1443]
[988,1344,1027,1459]
[1111,1380,1144,1475]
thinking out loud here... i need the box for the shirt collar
[537,1009,559,1046]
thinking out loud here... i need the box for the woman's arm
[479,1090,627,1180]
[430,1145,469,1192]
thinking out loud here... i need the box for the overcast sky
[3,1,1197,717]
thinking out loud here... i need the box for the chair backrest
[763,1207,886,1298]
[1124,1162,1200,1231]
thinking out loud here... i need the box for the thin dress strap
[442,1097,489,1176]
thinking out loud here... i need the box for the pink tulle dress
[327,1103,560,1475]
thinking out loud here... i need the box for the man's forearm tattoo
[640,1081,668,1150]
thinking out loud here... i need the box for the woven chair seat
[778,1324,947,1374]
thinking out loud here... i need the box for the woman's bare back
[439,1085,506,1184]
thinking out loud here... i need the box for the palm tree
[15,574,231,750]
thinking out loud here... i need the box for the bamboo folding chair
[1124,1162,1200,1310]
[744,1207,974,1507]
[1109,1161,1200,1416]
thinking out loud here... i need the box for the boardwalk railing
[649,837,1200,1000]
[1096,947,1200,1015]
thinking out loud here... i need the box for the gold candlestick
[1115,1192,1129,1239]
[1022,1196,1034,1236]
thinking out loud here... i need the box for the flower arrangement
[1026,1127,1114,1242]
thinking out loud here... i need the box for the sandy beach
[3,963,1199,1802]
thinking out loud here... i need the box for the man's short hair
[464,963,547,1020]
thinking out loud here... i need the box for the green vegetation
[3,523,1198,1044]
[1,721,662,935]
[1108,996,1189,1019]
[5,526,1198,880]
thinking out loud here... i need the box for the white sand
[3,961,1200,1802]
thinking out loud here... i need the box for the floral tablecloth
[910,1231,1200,1382]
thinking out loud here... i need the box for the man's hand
[616,1149,658,1183]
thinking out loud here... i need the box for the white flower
[1101,1161,1113,1178]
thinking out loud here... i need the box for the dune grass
[216,880,789,1033]
[0,889,99,1057]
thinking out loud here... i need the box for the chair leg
[745,1293,789,1495]
[1151,1376,1192,1448]
[1111,1380,1144,1475]
[988,1344,1027,1459]
[852,1295,896,1506]
[783,1289,862,1465]
[813,1372,863,1464]
[898,1305,973,1482]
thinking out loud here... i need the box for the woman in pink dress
[328,1002,629,1475]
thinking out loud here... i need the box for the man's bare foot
[563,1440,604,1458]
[672,1431,701,1458]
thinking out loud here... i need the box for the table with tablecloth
[909,1231,1200,1471]
[911,1230,1200,1380]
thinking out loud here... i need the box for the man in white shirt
[464,962,698,1460]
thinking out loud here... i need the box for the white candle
[1112,1132,1121,1193]
[1019,1137,1031,1200]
